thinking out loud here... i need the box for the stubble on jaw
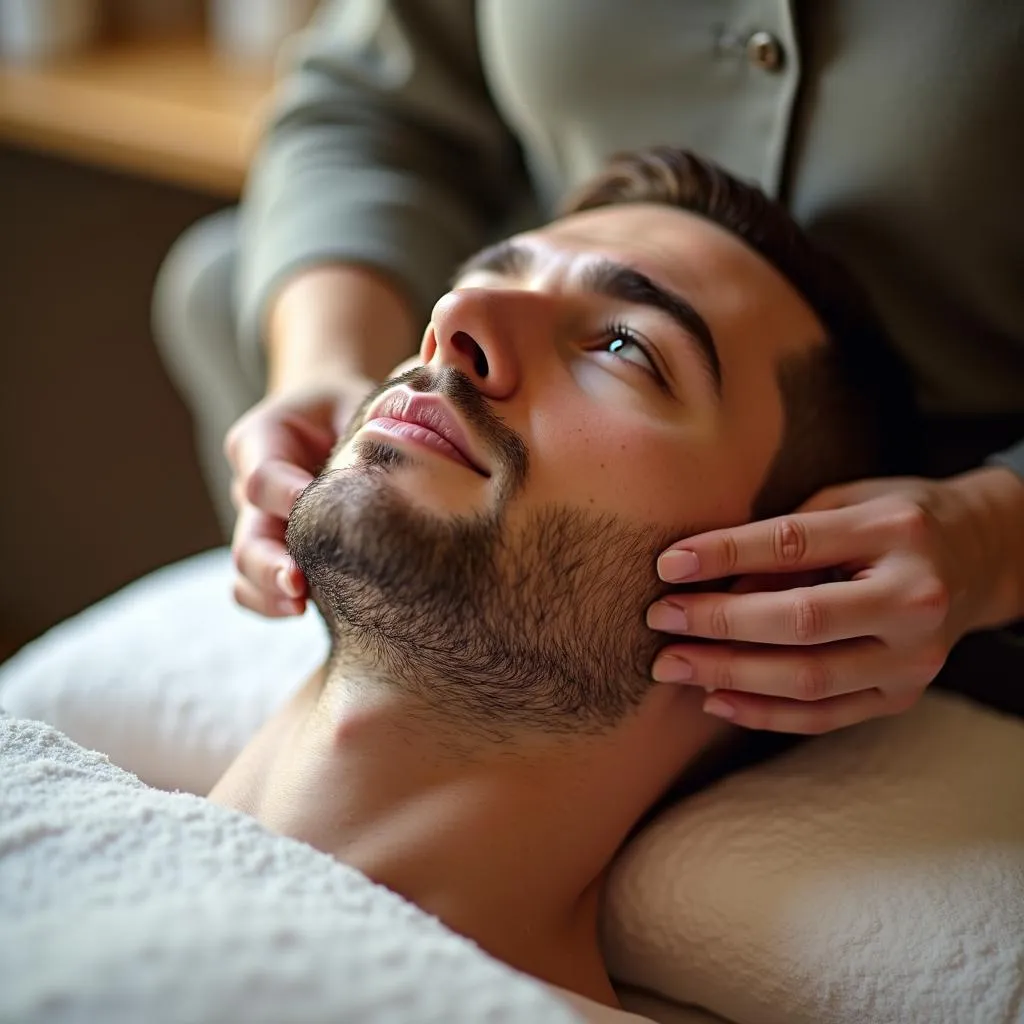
[286,368,688,744]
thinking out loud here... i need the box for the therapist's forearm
[267,264,419,393]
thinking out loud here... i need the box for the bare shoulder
[545,985,654,1023]
[206,663,326,804]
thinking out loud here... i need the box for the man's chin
[285,449,503,647]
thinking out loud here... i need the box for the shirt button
[746,30,784,72]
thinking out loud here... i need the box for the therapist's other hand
[224,375,375,617]
[648,468,1024,734]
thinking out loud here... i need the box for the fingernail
[652,655,694,683]
[276,600,304,616]
[646,601,688,633]
[703,696,736,719]
[658,549,700,582]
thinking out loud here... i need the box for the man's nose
[421,289,552,400]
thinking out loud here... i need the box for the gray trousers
[152,210,263,535]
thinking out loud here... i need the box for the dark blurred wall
[0,144,225,661]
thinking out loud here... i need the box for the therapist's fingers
[657,505,876,583]
[233,574,305,618]
[230,503,307,608]
[699,686,919,734]
[224,396,335,520]
[647,576,887,646]
[651,637,894,701]
[243,458,314,522]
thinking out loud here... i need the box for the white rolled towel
[603,691,1024,1024]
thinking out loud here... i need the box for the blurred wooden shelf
[0,36,273,196]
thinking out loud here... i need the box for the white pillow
[0,548,327,794]
[601,690,1024,1024]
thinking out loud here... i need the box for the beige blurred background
[0,0,316,662]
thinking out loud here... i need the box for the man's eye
[600,323,660,377]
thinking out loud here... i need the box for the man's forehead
[532,201,741,266]
[503,202,756,291]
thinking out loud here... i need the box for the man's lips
[361,389,490,477]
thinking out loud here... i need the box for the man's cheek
[327,438,362,472]
[527,442,678,521]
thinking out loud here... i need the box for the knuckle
[245,463,270,507]
[711,659,738,692]
[904,577,951,628]
[223,426,240,463]
[913,644,948,683]
[223,415,252,464]
[791,596,828,644]
[886,500,932,546]
[717,533,740,574]
[793,660,832,702]
[708,603,732,640]
[771,517,808,566]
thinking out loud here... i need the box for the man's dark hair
[563,147,919,519]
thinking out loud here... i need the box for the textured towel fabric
[0,712,580,1024]
[601,691,1024,1024]
[0,548,326,794]
[3,550,1024,1023]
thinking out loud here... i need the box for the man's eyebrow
[453,239,532,283]
[454,241,722,394]
[583,259,722,394]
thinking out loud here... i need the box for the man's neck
[209,664,724,1008]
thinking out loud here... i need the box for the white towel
[0,548,327,795]
[0,712,580,1024]
[3,549,1023,1023]
[601,691,1024,1024]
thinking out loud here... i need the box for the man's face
[345,203,822,529]
[288,203,825,736]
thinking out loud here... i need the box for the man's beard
[286,367,679,740]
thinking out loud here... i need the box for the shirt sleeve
[985,437,1024,481]
[235,0,526,379]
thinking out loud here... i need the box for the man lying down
[206,148,913,1022]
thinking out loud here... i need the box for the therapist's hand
[226,263,420,617]
[647,468,1024,734]
[224,375,375,617]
